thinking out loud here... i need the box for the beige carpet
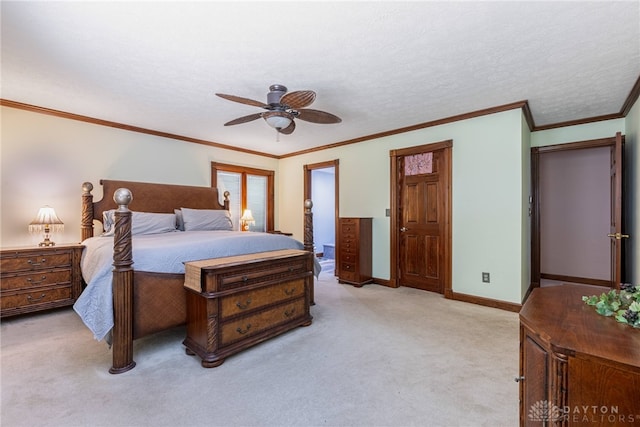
[1,269,520,427]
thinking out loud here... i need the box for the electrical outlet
[482,272,490,283]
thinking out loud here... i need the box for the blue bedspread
[74,231,319,341]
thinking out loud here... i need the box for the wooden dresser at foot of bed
[518,285,640,426]
[0,244,84,317]
[183,249,314,368]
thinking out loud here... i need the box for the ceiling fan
[215,84,342,136]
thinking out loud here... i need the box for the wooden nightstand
[1,244,84,318]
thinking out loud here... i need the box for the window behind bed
[211,162,274,232]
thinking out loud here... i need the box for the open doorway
[304,160,339,275]
[531,133,625,289]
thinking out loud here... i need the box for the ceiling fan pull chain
[276,129,280,142]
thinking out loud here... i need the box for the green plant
[582,283,640,328]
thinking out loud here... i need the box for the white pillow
[180,208,233,231]
[102,211,177,236]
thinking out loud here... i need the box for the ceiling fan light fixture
[264,112,292,130]
[217,84,340,136]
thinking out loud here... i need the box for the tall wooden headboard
[81,180,229,240]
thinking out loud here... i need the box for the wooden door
[390,141,451,293]
[609,132,625,287]
[520,327,550,427]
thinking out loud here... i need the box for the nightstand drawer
[1,252,71,274]
[1,269,71,291]
[1,286,72,311]
[220,298,305,346]
[220,278,305,319]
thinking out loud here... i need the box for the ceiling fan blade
[223,113,263,126]
[215,93,268,108]
[296,109,342,124]
[279,120,296,135]
[280,90,316,109]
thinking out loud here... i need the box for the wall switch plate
[385,208,391,217]
[482,272,490,283]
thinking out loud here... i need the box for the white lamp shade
[240,209,255,222]
[28,205,64,246]
[29,205,64,228]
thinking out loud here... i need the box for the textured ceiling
[2,1,639,156]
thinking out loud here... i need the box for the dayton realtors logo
[528,400,564,422]
[528,401,639,424]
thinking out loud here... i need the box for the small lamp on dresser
[28,205,64,247]
[240,209,255,231]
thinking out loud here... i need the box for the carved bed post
[303,199,314,253]
[109,188,135,374]
[81,182,94,241]
[304,199,315,305]
[223,191,230,211]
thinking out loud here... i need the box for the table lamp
[240,209,255,232]
[29,205,64,246]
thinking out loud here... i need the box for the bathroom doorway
[304,160,339,275]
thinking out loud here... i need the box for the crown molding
[0,99,279,159]
[3,85,637,159]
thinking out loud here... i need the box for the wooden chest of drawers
[182,249,314,368]
[338,217,372,287]
[1,244,84,317]
[519,285,640,426]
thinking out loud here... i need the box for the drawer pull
[284,288,296,296]
[236,324,251,335]
[242,275,248,282]
[26,293,46,303]
[345,265,351,270]
[26,275,47,284]
[288,267,294,272]
[284,308,296,318]
[27,258,47,267]
[236,298,252,310]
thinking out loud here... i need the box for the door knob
[400,227,407,232]
[607,233,630,240]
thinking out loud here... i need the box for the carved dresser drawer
[183,249,314,368]
[0,244,84,317]
[220,298,306,346]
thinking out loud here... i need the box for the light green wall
[521,115,532,298]
[280,109,526,304]
[2,101,635,304]
[0,106,279,247]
